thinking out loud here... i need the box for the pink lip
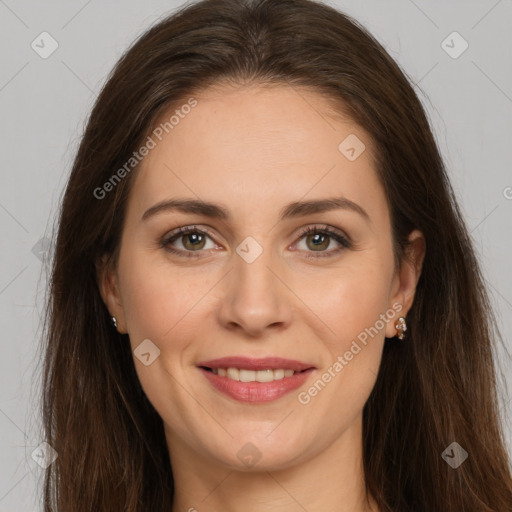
[196,356,315,372]
[196,357,316,403]
[198,367,315,402]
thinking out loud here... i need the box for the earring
[111,316,117,329]
[395,316,407,340]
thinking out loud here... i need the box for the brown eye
[295,225,351,259]
[181,231,207,251]
[305,232,330,251]
[161,226,218,258]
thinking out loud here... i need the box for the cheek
[304,263,391,346]
[117,249,226,367]
[119,230,394,344]
[302,268,390,414]
[117,249,190,342]
[116,250,202,408]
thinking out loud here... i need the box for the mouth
[196,356,316,402]
[199,366,311,382]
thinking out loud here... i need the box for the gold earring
[395,316,407,340]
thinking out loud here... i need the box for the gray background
[1,0,511,509]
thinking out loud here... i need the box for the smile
[204,367,304,382]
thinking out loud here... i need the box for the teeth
[274,369,285,380]
[240,369,256,382]
[211,367,298,382]
[226,368,239,380]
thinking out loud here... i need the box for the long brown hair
[40,0,512,510]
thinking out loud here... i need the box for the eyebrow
[141,196,371,224]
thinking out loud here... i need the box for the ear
[95,253,128,334]
[385,229,426,338]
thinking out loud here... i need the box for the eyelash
[160,224,351,259]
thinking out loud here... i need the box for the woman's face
[99,83,424,471]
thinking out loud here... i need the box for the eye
[160,225,218,258]
[160,224,351,259]
[293,225,351,258]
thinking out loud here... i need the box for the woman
[40,0,512,510]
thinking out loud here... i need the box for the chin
[209,432,309,472]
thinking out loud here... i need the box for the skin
[98,83,425,512]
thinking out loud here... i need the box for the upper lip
[196,356,315,372]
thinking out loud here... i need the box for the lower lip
[199,367,315,403]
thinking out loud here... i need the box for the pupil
[309,233,328,251]
[185,232,204,249]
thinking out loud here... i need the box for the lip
[198,366,316,402]
[196,356,315,372]
[196,356,317,403]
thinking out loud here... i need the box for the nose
[216,243,294,337]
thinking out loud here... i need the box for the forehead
[127,83,387,226]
